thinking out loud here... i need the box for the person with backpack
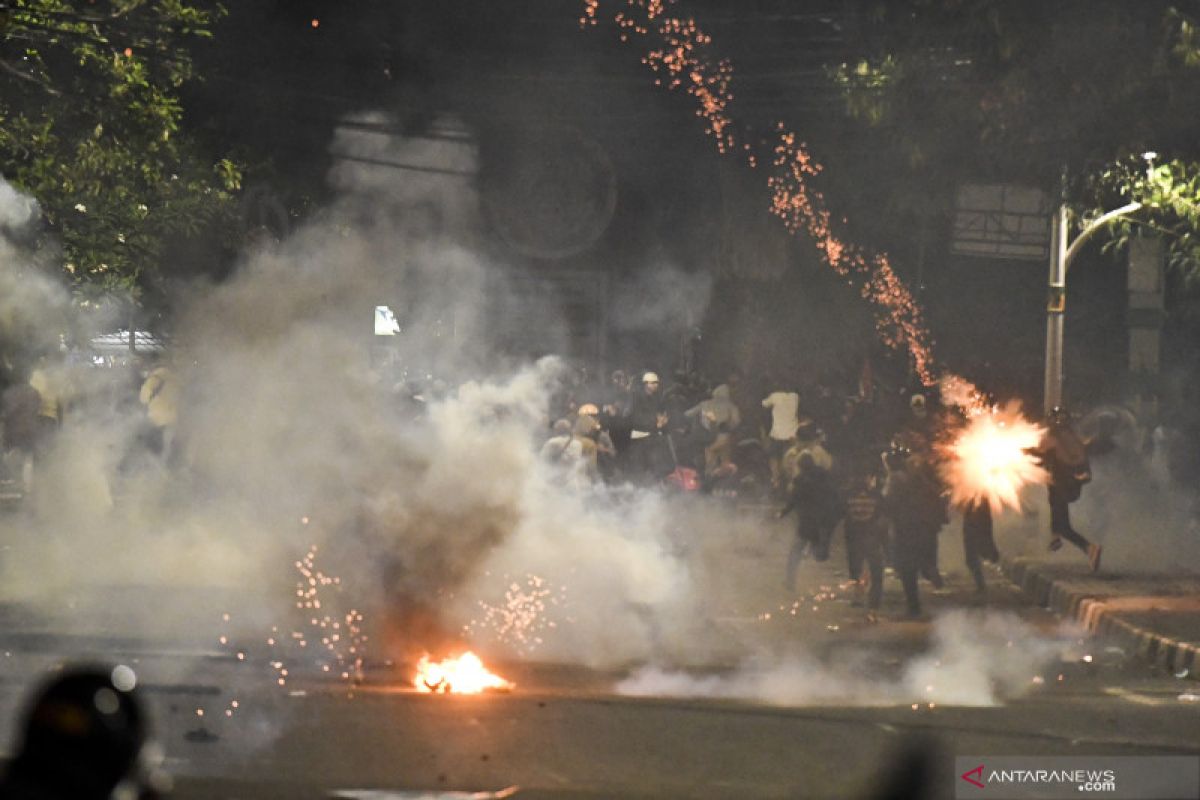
[881,443,946,618]
[684,384,741,477]
[1034,406,1102,572]
[843,472,887,619]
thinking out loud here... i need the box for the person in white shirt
[763,386,800,489]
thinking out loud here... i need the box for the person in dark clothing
[881,445,945,617]
[627,371,670,482]
[843,474,887,617]
[1,374,41,493]
[893,446,948,590]
[0,666,158,800]
[1033,407,1102,572]
[778,453,840,591]
[962,498,1000,595]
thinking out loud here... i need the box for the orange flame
[414,652,514,694]
[939,402,1048,514]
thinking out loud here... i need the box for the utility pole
[1043,201,1068,415]
[1042,199,1143,415]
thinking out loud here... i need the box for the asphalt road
[1,509,1198,799]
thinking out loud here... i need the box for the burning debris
[414,652,514,694]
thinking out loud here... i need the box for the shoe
[1048,536,1064,552]
[865,611,879,624]
[1088,543,1103,573]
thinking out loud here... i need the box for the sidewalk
[1004,555,1200,680]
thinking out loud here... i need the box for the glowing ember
[414,652,514,694]
[939,402,1048,514]
[939,374,989,417]
[464,573,563,655]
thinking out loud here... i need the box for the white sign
[374,306,400,336]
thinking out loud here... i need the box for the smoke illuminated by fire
[414,652,514,694]
[939,403,1048,514]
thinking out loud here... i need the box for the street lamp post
[1042,199,1143,414]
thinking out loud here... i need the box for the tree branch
[0,56,61,95]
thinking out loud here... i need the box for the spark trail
[581,0,935,384]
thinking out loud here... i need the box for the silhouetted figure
[779,453,840,590]
[867,739,938,800]
[882,445,946,617]
[962,498,999,595]
[627,371,670,482]
[843,474,887,617]
[0,666,155,799]
[1034,406,1102,572]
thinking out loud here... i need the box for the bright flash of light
[939,402,1047,514]
[414,652,514,694]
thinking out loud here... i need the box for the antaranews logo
[962,764,985,789]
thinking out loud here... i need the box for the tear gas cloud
[0,131,714,676]
[0,110,1193,715]
[619,610,1070,707]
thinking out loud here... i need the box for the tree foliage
[829,0,1200,280]
[0,0,240,304]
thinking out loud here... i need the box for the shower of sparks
[769,130,935,383]
[579,0,599,26]
[581,0,936,383]
[463,574,564,655]
[204,545,367,720]
[283,545,367,685]
[938,402,1048,514]
[414,652,514,694]
[939,373,990,417]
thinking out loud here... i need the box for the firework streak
[581,0,935,384]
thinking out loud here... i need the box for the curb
[1003,557,1200,680]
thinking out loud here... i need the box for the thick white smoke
[618,610,1069,707]
[0,128,716,675]
[0,114,1136,716]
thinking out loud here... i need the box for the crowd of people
[0,350,179,498]
[1,343,1193,621]
[539,363,1124,620]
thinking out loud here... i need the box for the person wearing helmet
[627,371,670,483]
[0,665,159,799]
